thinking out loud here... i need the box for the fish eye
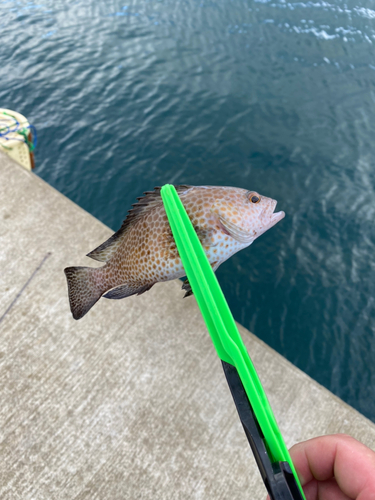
[249,193,261,204]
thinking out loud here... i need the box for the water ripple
[1,0,375,421]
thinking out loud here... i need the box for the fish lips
[269,209,285,225]
[258,201,285,234]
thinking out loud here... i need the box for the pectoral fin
[214,211,254,244]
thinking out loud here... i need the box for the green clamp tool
[161,184,306,500]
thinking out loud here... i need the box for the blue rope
[0,113,37,151]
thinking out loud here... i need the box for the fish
[64,185,285,320]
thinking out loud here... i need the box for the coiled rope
[0,110,37,152]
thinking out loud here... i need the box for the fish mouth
[261,200,285,229]
[270,209,285,224]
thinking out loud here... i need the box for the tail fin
[64,266,103,320]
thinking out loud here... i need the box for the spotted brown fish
[64,185,285,320]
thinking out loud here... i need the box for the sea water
[1,0,375,421]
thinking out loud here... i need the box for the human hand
[267,434,375,500]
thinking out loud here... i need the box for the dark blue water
[1,0,375,421]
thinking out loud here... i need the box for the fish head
[211,188,285,245]
[242,190,285,239]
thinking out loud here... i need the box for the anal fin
[104,283,154,300]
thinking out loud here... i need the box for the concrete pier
[0,151,374,499]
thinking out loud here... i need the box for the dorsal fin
[87,185,193,262]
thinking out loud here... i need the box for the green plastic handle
[161,184,306,500]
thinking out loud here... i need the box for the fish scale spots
[65,185,283,319]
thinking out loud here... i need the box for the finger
[317,478,352,500]
[289,434,375,499]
